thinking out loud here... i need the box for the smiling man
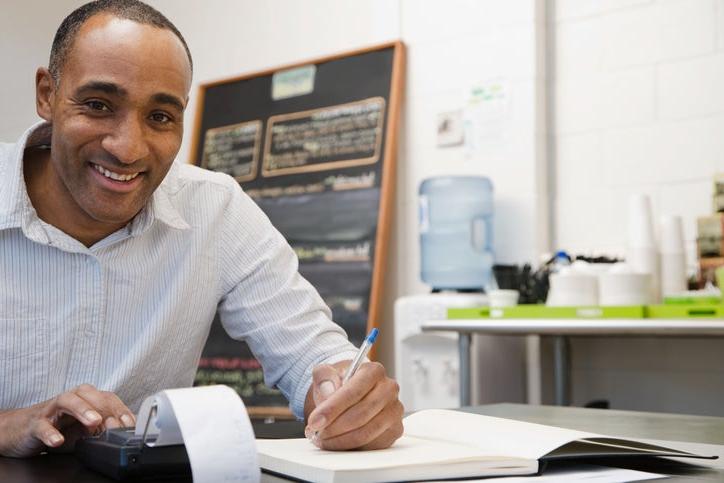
[0,0,402,457]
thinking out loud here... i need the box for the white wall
[552,0,724,415]
[396,0,546,404]
[0,2,76,140]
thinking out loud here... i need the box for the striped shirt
[0,122,357,417]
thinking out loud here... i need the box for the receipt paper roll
[135,385,260,483]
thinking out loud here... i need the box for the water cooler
[394,293,486,410]
[395,176,526,411]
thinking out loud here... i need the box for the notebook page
[256,435,530,471]
[404,409,598,460]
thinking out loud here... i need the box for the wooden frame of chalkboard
[190,42,405,416]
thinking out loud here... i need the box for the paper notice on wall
[464,78,511,155]
[135,385,260,483]
[272,65,316,100]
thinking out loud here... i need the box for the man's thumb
[312,364,341,405]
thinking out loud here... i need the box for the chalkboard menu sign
[190,42,405,415]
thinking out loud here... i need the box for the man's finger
[316,398,404,450]
[31,418,65,448]
[318,376,399,439]
[74,385,135,428]
[357,420,405,451]
[54,392,103,427]
[308,362,384,431]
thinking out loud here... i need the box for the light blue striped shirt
[0,122,357,417]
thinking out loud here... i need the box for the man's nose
[101,114,150,164]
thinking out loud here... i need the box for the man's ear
[36,67,55,122]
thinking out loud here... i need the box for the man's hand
[0,384,135,457]
[304,361,404,451]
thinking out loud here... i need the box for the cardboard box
[697,214,724,258]
[699,256,724,288]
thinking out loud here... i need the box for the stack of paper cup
[546,268,599,306]
[659,215,687,297]
[627,194,660,303]
[598,263,652,306]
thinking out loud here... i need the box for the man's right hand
[0,384,136,457]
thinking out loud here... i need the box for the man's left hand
[304,361,404,450]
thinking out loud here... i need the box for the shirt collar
[0,121,190,240]
[0,121,44,232]
[130,162,191,234]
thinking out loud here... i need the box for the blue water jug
[419,176,494,291]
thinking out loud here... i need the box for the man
[0,0,402,457]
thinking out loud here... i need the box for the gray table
[468,403,724,482]
[422,318,724,407]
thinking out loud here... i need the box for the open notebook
[256,409,717,483]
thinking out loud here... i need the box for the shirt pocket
[0,318,49,409]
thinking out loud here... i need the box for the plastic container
[419,176,494,291]
[550,251,571,273]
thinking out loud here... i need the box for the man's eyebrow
[74,81,127,98]
[152,93,185,111]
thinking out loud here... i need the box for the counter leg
[553,335,570,406]
[526,335,542,405]
[459,332,471,407]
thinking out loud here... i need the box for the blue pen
[343,328,379,384]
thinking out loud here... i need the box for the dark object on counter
[584,399,610,409]
[574,254,622,264]
[493,264,549,304]
[75,428,191,481]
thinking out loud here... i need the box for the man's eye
[150,112,172,124]
[86,100,110,111]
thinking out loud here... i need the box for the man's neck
[23,148,126,247]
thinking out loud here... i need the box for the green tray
[447,305,645,319]
[646,305,724,319]
[663,296,722,305]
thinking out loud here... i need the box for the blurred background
[3,0,724,416]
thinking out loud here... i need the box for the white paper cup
[599,272,651,306]
[628,194,656,249]
[660,215,684,254]
[547,272,598,306]
[488,289,519,308]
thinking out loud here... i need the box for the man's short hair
[49,0,193,84]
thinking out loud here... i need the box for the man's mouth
[91,163,141,182]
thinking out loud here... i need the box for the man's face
[41,14,191,230]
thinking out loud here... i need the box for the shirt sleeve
[215,180,358,418]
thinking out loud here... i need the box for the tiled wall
[553,0,724,415]
[553,0,722,262]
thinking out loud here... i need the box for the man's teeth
[93,164,140,182]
